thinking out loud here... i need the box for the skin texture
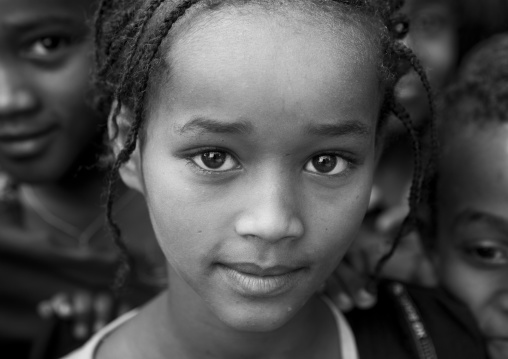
[112,7,381,359]
[434,123,508,359]
[0,0,103,183]
[396,0,457,127]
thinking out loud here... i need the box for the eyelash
[21,34,76,62]
[184,148,241,176]
[303,152,354,177]
[183,148,355,177]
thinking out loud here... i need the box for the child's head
[429,34,508,359]
[0,0,104,183]
[395,0,457,127]
[98,0,430,332]
[394,0,508,129]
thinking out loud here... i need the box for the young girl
[0,0,163,357]
[65,0,487,358]
[421,33,508,359]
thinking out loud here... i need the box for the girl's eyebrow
[178,118,254,135]
[1,15,82,32]
[177,117,371,138]
[453,209,508,233]
[305,121,371,138]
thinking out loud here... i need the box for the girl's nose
[234,175,305,242]
[0,67,38,117]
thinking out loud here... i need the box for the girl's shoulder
[62,310,139,359]
[344,281,488,359]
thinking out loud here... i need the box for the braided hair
[93,0,435,287]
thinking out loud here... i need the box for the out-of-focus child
[0,0,163,357]
[422,33,508,359]
[337,0,508,303]
[331,31,508,359]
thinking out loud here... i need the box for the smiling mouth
[217,263,305,298]
[0,125,58,159]
[0,123,58,141]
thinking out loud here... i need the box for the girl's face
[434,124,508,359]
[0,0,103,183]
[125,10,380,331]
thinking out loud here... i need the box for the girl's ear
[108,103,145,194]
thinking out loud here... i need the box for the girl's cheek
[438,253,490,313]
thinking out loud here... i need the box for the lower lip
[0,127,58,159]
[217,265,303,298]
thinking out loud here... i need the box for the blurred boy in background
[0,0,163,357]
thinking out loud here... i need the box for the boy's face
[0,0,103,183]
[125,10,380,332]
[396,0,457,127]
[434,124,508,359]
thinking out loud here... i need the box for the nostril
[235,211,304,242]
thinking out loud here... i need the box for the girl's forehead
[169,10,377,87]
[141,10,382,155]
[152,10,381,123]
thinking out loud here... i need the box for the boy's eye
[304,154,348,175]
[25,36,71,57]
[190,151,239,171]
[465,241,508,266]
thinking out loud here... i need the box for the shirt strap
[321,294,359,359]
[389,282,438,359]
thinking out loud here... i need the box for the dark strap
[389,282,438,359]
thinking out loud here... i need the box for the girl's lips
[217,263,305,298]
[0,125,59,159]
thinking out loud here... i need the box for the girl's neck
[116,278,340,359]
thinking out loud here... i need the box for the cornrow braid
[94,0,435,287]
[94,0,113,70]
[373,92,423,276]
[372,41,438,278]
[392,41,437,158]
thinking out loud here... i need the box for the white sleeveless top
[62,296,358,359]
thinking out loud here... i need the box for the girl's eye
[465,242,508,266]
[190,151,239,172]
[304,154,348,176]
[26,36,71,57]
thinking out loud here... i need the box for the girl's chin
[212,296,311,333]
